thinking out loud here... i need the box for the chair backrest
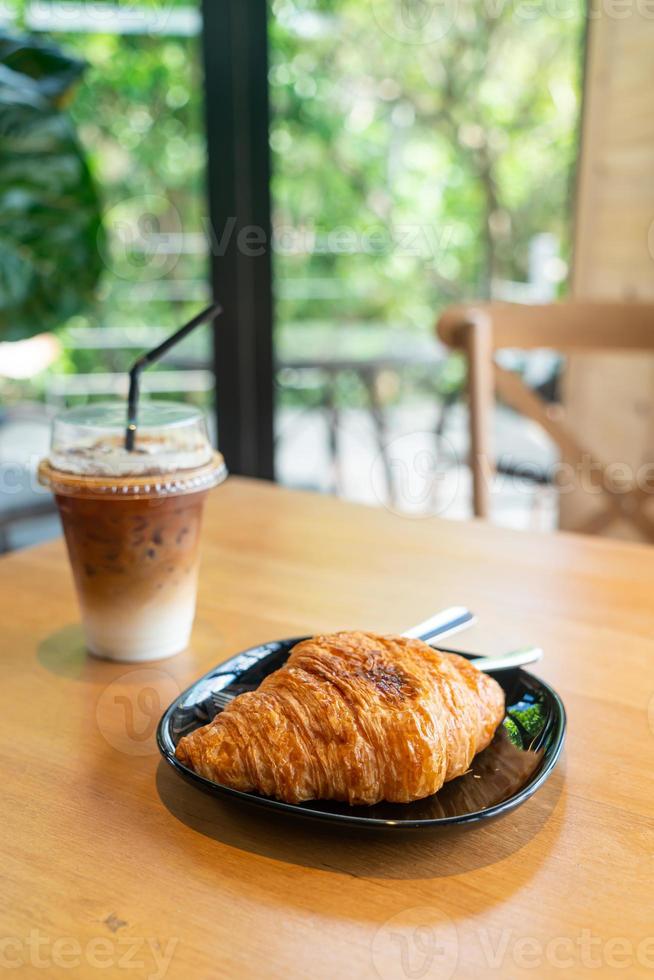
[436,300,654,537]
[438,301,654,353]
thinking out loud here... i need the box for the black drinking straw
[125,301,223,451]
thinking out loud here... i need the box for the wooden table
[1,477,653,978]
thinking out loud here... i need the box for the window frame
[201,0,275,479]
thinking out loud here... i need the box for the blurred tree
[269,0,583,333]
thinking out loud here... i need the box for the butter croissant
[176,631,505,805]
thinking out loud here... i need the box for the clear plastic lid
[39,401,226,497]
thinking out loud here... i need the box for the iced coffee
[38,401,226,662]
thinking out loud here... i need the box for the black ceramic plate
[157,638,566,830]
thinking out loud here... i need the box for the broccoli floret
[503,716,523,748]
[516,703,546,738]
[504,701,546,748]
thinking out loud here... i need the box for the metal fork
[211,643,543,712]
[211,605,476,712]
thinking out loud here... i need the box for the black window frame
[201,0,275,479]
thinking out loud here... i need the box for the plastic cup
[38,401,227,662]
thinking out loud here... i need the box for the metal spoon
[405,612,544,672]
[402,605,476,644]
[471,646,543,672]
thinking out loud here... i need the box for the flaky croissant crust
[176,632,505,805]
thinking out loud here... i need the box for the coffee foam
[49,434,214,477]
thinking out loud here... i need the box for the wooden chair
[436,300,654,538]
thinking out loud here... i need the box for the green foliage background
[2,0,584,392]
[270,0,584,335]
[5,0,207,350]
[0,28,104,339]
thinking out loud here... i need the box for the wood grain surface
[1,477,653,978]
